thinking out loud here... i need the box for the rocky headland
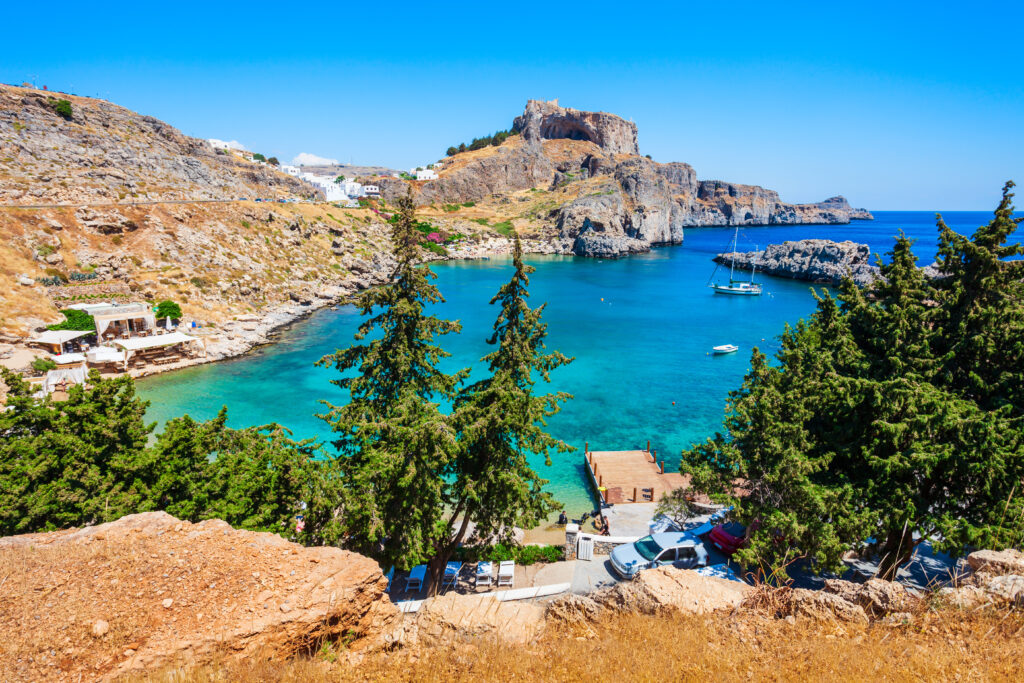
[384,99,873,257]
[714,239,881,287]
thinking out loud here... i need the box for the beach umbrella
[164,316,173,330]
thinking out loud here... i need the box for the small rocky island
[714,239,880,287]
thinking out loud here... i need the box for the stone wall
[563,524,637,560]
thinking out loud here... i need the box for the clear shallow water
[138,211,1016,514]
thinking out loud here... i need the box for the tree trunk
[875,527,917,581]
[425,512,475,597]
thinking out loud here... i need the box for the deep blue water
[137,211,1016,514]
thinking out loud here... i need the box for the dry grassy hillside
[142,606,1024,682]
[0,84,515,342]
[0,201,398,336]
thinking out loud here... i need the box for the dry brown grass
[142,606,1024,683]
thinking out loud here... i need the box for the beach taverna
[88,303,158,340]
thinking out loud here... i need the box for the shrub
[31,358,57,373]
[442,203,461,212]
[454,543,562,565]
[47,97,73,120]
[461,201,475,207]
[267,157,280,166]
[36,244,56,257]
[111,235,123,246]
[420,241,446,256]
[47,309,95,332]
[446,129,518,156]
[492,221,515,237]
[154,300,182,320]
[252,153,266,162]
[43,268,67,282]
[190,276,210,290]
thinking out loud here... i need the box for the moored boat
[709,228,762,296]
[713,344,739,355]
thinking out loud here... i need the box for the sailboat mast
[730,227,737,282]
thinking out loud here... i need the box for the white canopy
[44,365,87,393]
[29,330,92,346]
[112,332,199,351]
[52,353,87,364]
[93,304,157,338]
[65,303,114,313]
[86,347,125,363]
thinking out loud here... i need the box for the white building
[363,185,380,197]
[281,165,301,176]
[416,169,438,181]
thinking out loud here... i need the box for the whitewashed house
[281,165,301,176]
[363,185,380,197]
[416,168,438,181]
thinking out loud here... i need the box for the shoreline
[129,237,562,380]
[1,238,559,384]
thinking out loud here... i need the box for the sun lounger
[476,561,494,589]
[405,564,426,592]
[498,560,514,587]
[442,561,462,589]
[384,566,394,593]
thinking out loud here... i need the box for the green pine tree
[0,369,154,534]
[435,234,573,589]
[315,193,467,571]
[682,188,1024,581]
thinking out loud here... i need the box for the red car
[708,522,747,555]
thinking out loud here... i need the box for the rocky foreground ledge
[715,239,881,287]
[1,512,1022,681]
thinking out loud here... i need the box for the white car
[610,533,709,580]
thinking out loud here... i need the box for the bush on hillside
[47,97,72,120]
[446,129,519,156]
[31,358,57,373]
[47,309,95,332]
[154,300,182,320]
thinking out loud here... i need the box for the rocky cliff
[0,85,316,204]
[388,100,873,257]
[512,98,640,155]
[0,512,397,681]
[714,239,880,287]
[0,85,510,343]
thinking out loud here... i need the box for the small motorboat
[713,344,739,355]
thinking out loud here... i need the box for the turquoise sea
[137,211,1016,515]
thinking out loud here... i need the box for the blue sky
[3,1,1021,209]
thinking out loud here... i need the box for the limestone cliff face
[513,99,639,156]
[398,101,873,257]
[714,239,880,286]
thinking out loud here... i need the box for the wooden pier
[583,440,689,504]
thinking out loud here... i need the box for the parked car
[610,533,708,580]
[708,522,747,555]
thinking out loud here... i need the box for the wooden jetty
[583,440,689,504]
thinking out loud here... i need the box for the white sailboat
[709,227,762,296]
